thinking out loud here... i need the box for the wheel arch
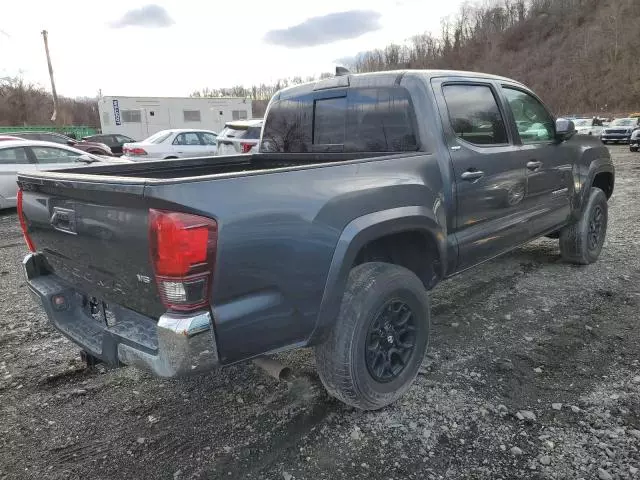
[308,206,446,346]
[573,160,614,218]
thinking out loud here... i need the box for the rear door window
[173,132,202,145]
[347,88,418,152]
[199,132,218,145]
[0,147,29,164]
[442,84,508,145]
[31,146,84,164]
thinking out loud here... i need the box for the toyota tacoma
[18,69,614,410]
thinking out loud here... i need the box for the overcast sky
[0,0,466,98]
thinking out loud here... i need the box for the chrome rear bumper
[23,253,218,377]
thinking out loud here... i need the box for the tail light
[240,142,253,154]
[17,189,36,252]
[124,147,147,156]
[149,209,217,312]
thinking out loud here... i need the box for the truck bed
[18,149,433,362]
[29,152,391,182]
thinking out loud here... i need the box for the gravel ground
[1,146,639,480]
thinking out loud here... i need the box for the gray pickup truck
[18,69,614,410]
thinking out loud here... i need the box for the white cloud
[109,4,175,29]
[264,10,382,48]
[0,0,467,97]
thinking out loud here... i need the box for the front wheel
[559,187,608,264]
[315,262,430,410]
[630,146,638,152]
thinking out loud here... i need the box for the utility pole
[41,30,59,123]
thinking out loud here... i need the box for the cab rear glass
[261,87,419,153]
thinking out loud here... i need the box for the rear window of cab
[261,87,419,153]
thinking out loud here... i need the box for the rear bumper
[23,253,218,377]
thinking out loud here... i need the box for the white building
[98,96,253,140]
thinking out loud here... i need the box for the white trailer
[98,96,253,140]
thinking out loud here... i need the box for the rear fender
[308,206,446,345]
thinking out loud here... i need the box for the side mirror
[555,118,576,142]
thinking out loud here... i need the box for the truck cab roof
[275,69,527,100]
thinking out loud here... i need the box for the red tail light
[149,209,217,312]
[240,142,253,154]
[124,147,147,156]
[17,189,36,252]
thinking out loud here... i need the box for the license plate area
[219,144,236,154]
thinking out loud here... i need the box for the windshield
[144,131,173,144]
[611,118,635,126]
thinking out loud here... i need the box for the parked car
[573,118,604,136]
[18,69,614,411]
[1,140,130,209]
[215,119,263,156]
[121,129,218,161]
[6,131,113,156]
[600,118,640,144]
[630,129,640,152]
[81,134,136,156]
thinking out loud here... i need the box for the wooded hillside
[349,0,640,115]
[0,77,97,127]
[2,0,638,127]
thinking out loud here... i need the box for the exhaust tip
[253,357,293,382]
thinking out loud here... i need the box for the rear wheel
[630,147,638,152]
[315,262,430,410]
[559,187,608,264]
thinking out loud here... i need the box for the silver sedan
[0,139,131,209]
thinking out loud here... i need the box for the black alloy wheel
[365,299,416,383]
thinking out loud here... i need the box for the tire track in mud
[48,438,115,466]
[208,401,337,479]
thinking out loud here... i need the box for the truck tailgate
[18,174,165,319]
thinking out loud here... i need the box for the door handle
[461,170,484,181]
[526,160,543,170]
